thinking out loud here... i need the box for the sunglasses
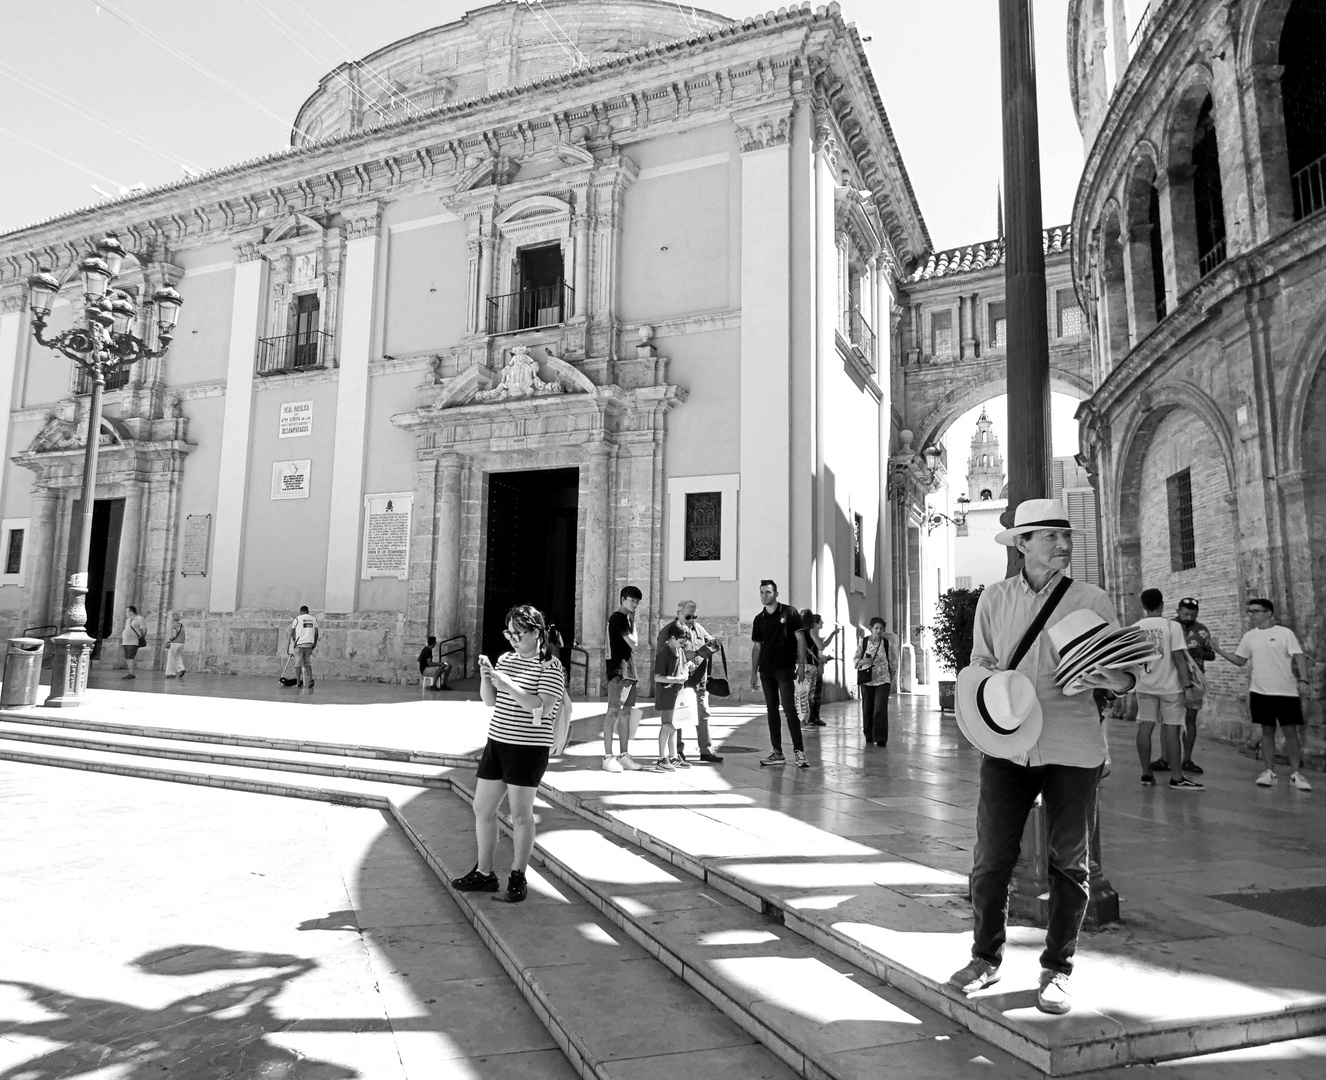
[683,614,696,620]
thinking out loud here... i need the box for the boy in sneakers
[1133,589,1204,791]
[602,586,644,773]
[1211,599,1313,791]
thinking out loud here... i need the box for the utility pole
[998,0,1118,928]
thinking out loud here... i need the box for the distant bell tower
[966,407,1006,501]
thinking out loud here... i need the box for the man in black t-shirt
[749,579,808,768]
[602,585,644,773]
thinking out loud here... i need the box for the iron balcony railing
[1197,238,1227,279]
[257,329,332,375]
[842,305,877,372]
[486,282,573,335]
[76,366,130,393]
[1291,153,1326,221]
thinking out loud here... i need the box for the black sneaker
[698,751,725,763]
[502,868,528,903]
[1182,760,1204,775]
[1169,777,1206,791]
[1151,758,1169,772]
[1141,773,1155,786]
[451,865,499,892]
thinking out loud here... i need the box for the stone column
[116,477,145,636]
[1240,63,1293,241]
[478,222,495,332]
[209,246,267,613]
[435,452,465,642]
[573,209,590,318]
[1210,44,1256,257]
[0,305,23,514]
[324,205,381,613]
[24,487,59,631]
[1121,223,1159,343]
[1161,164,1199,298]
[406,457,438,644]
[1109,0,1129,81]
[580,441,612,694]
[812,114,836,615]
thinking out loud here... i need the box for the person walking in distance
[121,605,147,680]
[452,604,565,904]
[656,600,724,763]
[1132,589,1204,791]
[854,617,898,746]
[602,586,644,773]
[166,613,186,680]
[1210,599,1313,791]
[289,605,318,690]
[750,580,809,768]
[1154,597,1215,775]
[948,500,1138,1016]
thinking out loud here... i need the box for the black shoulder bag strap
[718,641,729,680]
[1007,576,1073,672]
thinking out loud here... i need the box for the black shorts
[1249,692,1303,728]
[476,739,550,788]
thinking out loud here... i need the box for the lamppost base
[44,630,94,708]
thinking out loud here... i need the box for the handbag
[707,642,731,698]
[672,686,698,731]
[856,639,877,685]
[135,623,147,648]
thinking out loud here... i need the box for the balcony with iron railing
[256,329,332,375]
[841,305,877,373]
[486,282,573,335]
[1292,153,1326,222]
[1197,239,1227,279]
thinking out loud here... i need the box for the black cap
[1177,597,1199,611]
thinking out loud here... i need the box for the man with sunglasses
[656,600,724,764]
[1211,599,1313,791]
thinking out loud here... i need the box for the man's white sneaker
[618,753,643,771]
[1255,768,1277,786]
[1290,771,1313,791]
[602,755,623,773]
[1036,969,1072,1015]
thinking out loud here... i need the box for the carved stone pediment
[433,345,594,409]
[30,413,128,453]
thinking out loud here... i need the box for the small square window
[683,492,721,562]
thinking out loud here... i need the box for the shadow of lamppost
[26,235,183,707]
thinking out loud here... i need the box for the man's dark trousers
[969,756,1101,975]
[759,668,803,753]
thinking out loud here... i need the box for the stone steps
[4,711,1323,1076]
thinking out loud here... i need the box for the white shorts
[1136,692,1186,725]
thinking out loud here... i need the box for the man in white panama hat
[948,498,1138,1016]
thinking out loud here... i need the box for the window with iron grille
[1167,469,1196,571]
[931,310,953,359]
[1056,289,1083,337]
[683,492,721,561]
[988,301,1007,349]
[853,512,864,578]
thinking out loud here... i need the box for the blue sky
[0,0,1082,245]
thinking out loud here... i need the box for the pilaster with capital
[580,440,613,691]
[436,452,467,645]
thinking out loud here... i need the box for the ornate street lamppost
[26,234,183,707]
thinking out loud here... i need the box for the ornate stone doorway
[480,467,579,661]
[68,498,125,651]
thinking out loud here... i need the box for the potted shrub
[932,586,983,712]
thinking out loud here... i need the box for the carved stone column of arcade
[435,452,466,646]
[1240,63,1295,241]
[572,195,590,320]
[1208,39,1257,258]
[736,104,795,617]
[209,241,268,613]
[580,440,612,695]
[324,204,382,613]
[1121,222,1159,344]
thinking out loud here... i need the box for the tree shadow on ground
[0,944,358,1080]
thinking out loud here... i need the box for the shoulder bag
[707,643,731,698]
[135,619,147,648]
[1005,576,1074,672]
[856,639,876,686]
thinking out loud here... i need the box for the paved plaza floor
[1,674,1324,1077]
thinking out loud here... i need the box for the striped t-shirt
[488,650,564,748]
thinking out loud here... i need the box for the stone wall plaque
[272,460,311,500]
[361,492,412,580]
[181,514,211,576]
[279,400,313,438]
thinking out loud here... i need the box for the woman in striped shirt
[452,604,564,904]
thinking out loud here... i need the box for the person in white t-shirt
[1211,598,1312,791]
[288,605,319,690]
[1133,589,1203,791]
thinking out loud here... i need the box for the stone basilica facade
[1070,0,1326,748]
[0,1,928,693]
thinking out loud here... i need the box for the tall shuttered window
[988,301,1007,349]
[853,512,865,578]
[1167,469,1197,571]
[1066,490,1103,585]
[931,310,953,359]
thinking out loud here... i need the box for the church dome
[291,0,733,146]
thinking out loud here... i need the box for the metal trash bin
[1,637,45,707]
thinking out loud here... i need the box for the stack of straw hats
[1048,610,1159,696]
